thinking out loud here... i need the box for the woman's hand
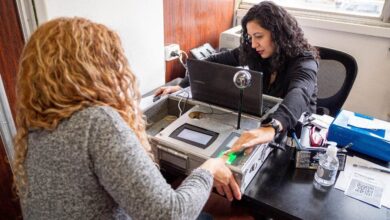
[228,127,275,155]
[200,158,241,201]
[154,85,182,97]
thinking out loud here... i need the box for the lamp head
[233,70,252,89]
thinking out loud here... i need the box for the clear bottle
[314,142,339,187]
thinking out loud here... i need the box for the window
[241,0,389,22]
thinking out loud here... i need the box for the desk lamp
[233,70,251,130]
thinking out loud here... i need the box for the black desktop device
[187,59,264,116]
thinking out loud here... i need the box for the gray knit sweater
[22,106,213,220]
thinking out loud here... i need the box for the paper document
[335,156,390,208]
[344,172,384,208]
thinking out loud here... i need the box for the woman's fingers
[154,87,163,96]
[161,87,170,96]
[229,176,242,200]
[213,170,242,201]
[222,184,234,201]
[215,183,225,196]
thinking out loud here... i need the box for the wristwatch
[261,117,282,137]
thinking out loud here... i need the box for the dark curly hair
[240,1,319,73]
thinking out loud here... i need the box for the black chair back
[316,46,358,117]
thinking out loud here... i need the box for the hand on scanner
[154,85,182,97]
[200,157,241,201]
[225,127,276,155]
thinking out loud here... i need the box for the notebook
[187,59,264,116]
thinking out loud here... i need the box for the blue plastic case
[328,110,390,162]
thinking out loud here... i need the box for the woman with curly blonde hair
[14,17,240,219]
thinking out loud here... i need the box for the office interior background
[1,0,389,219]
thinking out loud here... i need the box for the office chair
[316,46,358,117]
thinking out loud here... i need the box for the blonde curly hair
[13,17,153,197]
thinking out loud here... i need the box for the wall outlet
[165,44,180,61]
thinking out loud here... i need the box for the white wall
[300,24,390,121]
[33,0,165,95]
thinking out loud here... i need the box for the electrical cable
[178,95,184,116]
[177,89,190,117]
[178,50,188,68]
[178,50,189,78]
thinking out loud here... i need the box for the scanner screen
[177,128,213,145]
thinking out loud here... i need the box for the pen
[353,164,390,174]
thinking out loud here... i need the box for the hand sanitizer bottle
[314,142,339,187]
